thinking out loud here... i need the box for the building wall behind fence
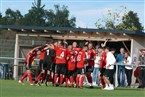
[130,36,145,85]
[0,39,15,64]
[0,39,46,64]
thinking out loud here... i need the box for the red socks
[41,73,46,83]
[65,76,74,87]
[20,72,27,82]
[76,75,84,87]
[53,74,58,85]
[80,76,85,87]
[76,76,80,87]
[65,76,69,87]
[27,72,33,84]
[100,78,105,88]
[60,75,64,85]
[36,72,42,82]
[87,76,92,84]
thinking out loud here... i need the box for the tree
[22,0,46,26]
[0,0,76,27]
[95,6,127,29]
[45,5,76,27]
[95,6,143,31]
[3,8,23,25]
[0,9,23,25]
[117,11,143,31]
[0,13,3,24]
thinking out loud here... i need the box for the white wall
[130,36,145,86]
[131,36,145,57]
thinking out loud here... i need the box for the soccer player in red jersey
[35,50,46,85]
[86,42,96,88]
[19,47,41,85]
[53,41,68,86]
[76,45,88,88]
[72,42,82,83]
[99,47,107,89]
[65,45,76,87]
[72,42,82,58]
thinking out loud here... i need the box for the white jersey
[106,52,116,69]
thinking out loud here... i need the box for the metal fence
[0,39,46,79]
[0,39,46,64]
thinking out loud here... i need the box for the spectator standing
[92,49,100,86]
[116,48,125,87]
[123,52,133,88]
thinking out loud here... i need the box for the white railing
[0,57,145,87]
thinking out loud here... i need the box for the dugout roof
[0,25,145,36]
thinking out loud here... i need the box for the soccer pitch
[0,80,144,97]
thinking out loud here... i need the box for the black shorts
[39,60,44,69]
[86,66,94,72]
[51,63,56,73]
[99,68,106,77]
[76,68,85,74]
[66,70,74,76]
[104,69,114,78]
[43,60,52,71]
[55,64,66,75]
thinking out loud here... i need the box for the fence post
[13,34,19,80]
[115,64,118,87]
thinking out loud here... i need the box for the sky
[0,0,145,30]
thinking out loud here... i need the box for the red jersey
[54,46,58,52]
[72,47,82,56]
[25,50,37,65]
[87,49,96,66]
[67,51,76,71]
[76,50,86,68]
[55,46,67,64]
[40,50,45,60]
[100,51,106,68]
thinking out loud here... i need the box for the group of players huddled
[19,40,113,89]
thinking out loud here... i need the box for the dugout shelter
[0,25,145,86]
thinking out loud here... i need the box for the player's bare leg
[103,76,114,90]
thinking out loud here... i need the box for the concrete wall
[130,36,145,86]
[131,36,145,58]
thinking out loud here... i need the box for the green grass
[0,80,145,97]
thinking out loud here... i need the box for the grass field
[0,80,145,97]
